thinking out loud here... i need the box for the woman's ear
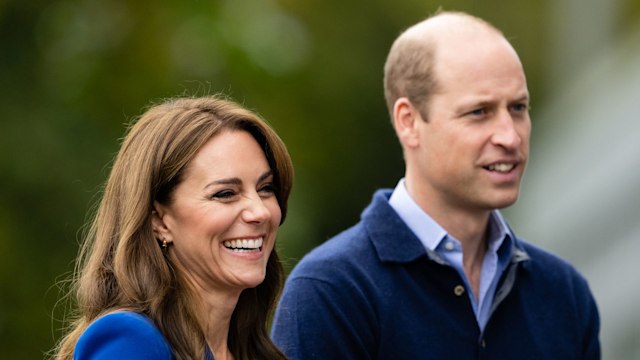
[393,97,422,149]
[151,201,172,243]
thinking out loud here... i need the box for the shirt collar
[362,188,530,265]
[389,178,513,256]
[389,179,447,251]
[362,189,428,263]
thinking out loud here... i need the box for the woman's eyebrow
[203,177,241,190]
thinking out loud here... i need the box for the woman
[53,96,293,359]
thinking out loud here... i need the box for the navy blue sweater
[272,190,600,359]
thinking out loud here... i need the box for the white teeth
[223,237,264,252]
[487,163,514,172]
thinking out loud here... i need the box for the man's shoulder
[291,222,374,278]
[287,188,426,283]
[292,190,393,267]
[516,238,590,287]
[519,240,575,269]
[513,237,599,356]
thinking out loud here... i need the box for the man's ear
[151,201,172,243]
[393,97,422,148]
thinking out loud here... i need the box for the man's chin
[492,194,520,210]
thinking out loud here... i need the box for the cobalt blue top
[75,311,215,360]
[75,312,173,360]
[271,189,601,360]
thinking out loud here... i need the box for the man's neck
[431,207,490,300]
[405,180,492,298]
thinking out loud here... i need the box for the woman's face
[154,129,281,294]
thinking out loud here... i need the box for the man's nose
[491,110,522,150]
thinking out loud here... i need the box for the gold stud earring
[158,237,168,250]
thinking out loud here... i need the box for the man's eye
[468,108,486,117]
[511,103,529,113]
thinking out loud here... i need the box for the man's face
[411,34,531,215]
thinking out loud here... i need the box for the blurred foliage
[0,0,639,358]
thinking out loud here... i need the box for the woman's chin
[233,272,267,290]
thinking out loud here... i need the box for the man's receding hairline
[383,11,507,121]
[399,11,503,46]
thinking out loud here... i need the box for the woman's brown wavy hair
[52,96,293,359]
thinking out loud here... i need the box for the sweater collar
[362,189,530,264]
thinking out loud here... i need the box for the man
[272,11,600,359]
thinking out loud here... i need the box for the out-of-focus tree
[0,0,638,358]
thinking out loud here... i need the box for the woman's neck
[198,288,242,360]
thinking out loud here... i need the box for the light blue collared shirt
[388,179,513,331]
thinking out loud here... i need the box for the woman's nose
[241,195,271,224]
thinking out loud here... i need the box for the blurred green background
[2,0,639,358]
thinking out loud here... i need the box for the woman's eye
[259,183,276,195]
[211,190,236,200]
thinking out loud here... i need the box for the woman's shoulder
[75,311,173,359]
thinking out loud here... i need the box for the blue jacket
[271,190,600,359]
[75,312,173,360]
